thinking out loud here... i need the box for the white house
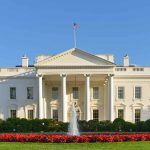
[0,48,150,123]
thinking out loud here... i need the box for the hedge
[0,133,150,143]
[0,118,150,133]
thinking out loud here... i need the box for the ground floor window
[135,109,141,123]
[93,109,99,121]
[118,109,124,119]
[10,110,16,118]
[28,109,34,119]
[53,109,58,121]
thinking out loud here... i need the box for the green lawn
[0,142,149,150]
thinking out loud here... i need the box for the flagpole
[73,26,77,48]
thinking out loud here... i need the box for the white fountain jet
[67,102,80,135]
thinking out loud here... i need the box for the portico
[35,48,115,122]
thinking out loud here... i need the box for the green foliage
[78,120,89,132]
[0,118,149,133]
[123,121,136,132]
[135,121,148,132]
[145,119,150,131]
[113,118,126,132]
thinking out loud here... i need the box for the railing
[133,68,144,71]
[115,68,127,71]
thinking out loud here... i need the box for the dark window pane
[72,87,79,99]
[93,109,99,121]
[52,87,58,99]
[53,110,58,121]
[10,87,16,99]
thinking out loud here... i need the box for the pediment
[35,48,115,67]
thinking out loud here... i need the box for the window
[93,109,99,121]
[135,87,141,99]
[72,87,79,99]
[135,109,141,123]
[27,87,33,99]
[52,87,58,99]
[10,110,16,118]
[118,109,124,119]
[53,109,58,121]
[118,87,124,99]
[28,109,34,119]
[93,87,99,99]
[10,87,16,99]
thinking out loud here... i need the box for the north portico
[35,48,115,122]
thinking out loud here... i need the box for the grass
[0,142,149,150]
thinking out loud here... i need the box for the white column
[85,74,90,121]
[61,74,67,122]
[43,98,47,118]
[109,74,114,122]
[38,75,44,119]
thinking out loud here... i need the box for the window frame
[118,86,124,99]
[28,109,34,120]
[118,109,124,119]
[72,87,79,100]
[52,87,59,100]
[93,87,99,100]
[27,87,34,99]
[135,86,142,99]
[93,109,99,121]
[10,109,17,118]
[52,109,58,121]
[10,87,16,99]
[135,109,141,123]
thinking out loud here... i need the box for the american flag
[74,23,78,30]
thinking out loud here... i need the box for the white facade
[0,48,150,123]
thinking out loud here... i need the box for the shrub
[145,119,150,131]
[87,120,99,132]
[98,120,113,132]
[135,121,148,132]
[113,118,125,132]
[0,118,149,133]
[124,121,136,132]
[0,133,150,143]
[78,120,89,132]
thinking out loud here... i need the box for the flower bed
[0,133,150,143]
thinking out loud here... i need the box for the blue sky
[0,0,150,66]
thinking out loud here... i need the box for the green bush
[135,121,148,132]
[78,120,89,132]
[98,120,113,132]
[145,119,150,131]
[124,121,136,132]
[0,118,149,133]
[113,118,125,132]
[88,120,99,132]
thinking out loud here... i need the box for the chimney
[123,54,129,66]
[22,54,29,67]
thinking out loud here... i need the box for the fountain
[67,102,80,135]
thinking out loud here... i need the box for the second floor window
[118,87,124,99]
[52,87,58,99]
[27,87,33,99]
[93,87,99,99]
[135,87,141,99]
[72,87,79,99]
[10,87,16,99]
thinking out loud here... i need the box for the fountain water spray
[67,103,80,135]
